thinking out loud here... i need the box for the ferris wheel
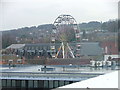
[50,14,81,58]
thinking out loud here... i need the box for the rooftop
[59,70,119,88]
[6,42,103,56]
[6,44,25,49]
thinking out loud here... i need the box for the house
[100,41,118,55]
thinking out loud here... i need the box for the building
[5,42,103,57]
[100,41,118,55]
[2,42,104,65]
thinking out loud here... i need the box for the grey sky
[0,0,119,31]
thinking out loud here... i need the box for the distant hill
[2,24,54,48]
[79,20,117,32]
[2,24,53,37]
[79,21,101,31]
[1,20,118,49]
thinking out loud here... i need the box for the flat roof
[1,65,118,81]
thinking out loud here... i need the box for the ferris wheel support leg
[55,44,62,59]
[67,43,75,58]
[62,42,65,59]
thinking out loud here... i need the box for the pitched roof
[6,44,25,49]
[80,42,103,56]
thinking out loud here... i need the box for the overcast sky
[0,0,119,31]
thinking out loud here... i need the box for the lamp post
[42,49,47,73]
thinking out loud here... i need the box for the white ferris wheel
[50,14,81,59]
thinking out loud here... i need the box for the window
[109,45,112,49]
[49,80,53,88]
[34,80,38,88]
[38,80,44,88]
[64,81,69,85]
[2,80,6,87]
[54,81,59,88]
[11,80,16,87]
[59,81,64,87]
[21,80,26,87]
[16,80,21,87]
[7,80,11,87]
[44,80,49,88]
[28,80,33,88]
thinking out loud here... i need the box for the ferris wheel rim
[53,14,77,27]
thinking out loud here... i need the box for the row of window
[2,79,76,89]
[23,45,61,50]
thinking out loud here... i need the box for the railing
[1,72,102,81]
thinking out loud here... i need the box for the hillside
[1,20,118,49]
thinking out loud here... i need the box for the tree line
[79,19,118,32]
